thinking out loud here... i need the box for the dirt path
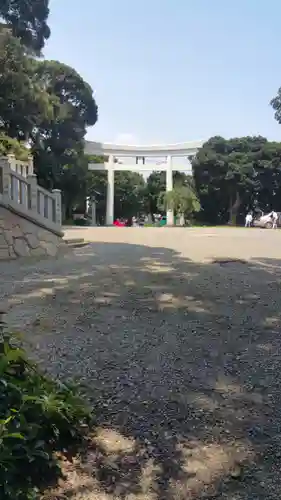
[1,228,281,499]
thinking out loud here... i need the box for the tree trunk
[61,203,66,223]
[64,196,75,221]
[179,213,185,226]
[228,191,241,225]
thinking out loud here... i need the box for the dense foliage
[0,31,52,141]
[158,185,200,225]
[32,60,98,190]
[271,88,281,126]
[59,155,147,223]
[0,133,29,161]
[0,0,51,53]
[0,11,98,208]
[144,171,194,219]
[0,329,90,500]
[192,136,281,225]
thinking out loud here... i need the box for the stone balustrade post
[166,155,174,226]
[0,156,11,200]
[91,199,97,226]
[27,155,34,176]
[7,153,16,173]
[52,189,62,226]
[27,173,38,213]
[106,155,114,225]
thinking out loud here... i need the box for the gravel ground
[1,227,281,499]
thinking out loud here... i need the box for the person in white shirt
[245,212,253,227]
[271,211,278,229]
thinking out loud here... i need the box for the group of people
[245,210,279,228]
[113,216,146,227]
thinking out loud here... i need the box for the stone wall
[0,205,65,260]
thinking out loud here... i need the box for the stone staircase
[0,154,64,260]
[63,237,88,248]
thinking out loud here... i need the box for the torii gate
[85,140,203,225]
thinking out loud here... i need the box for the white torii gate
[86,140,203,226]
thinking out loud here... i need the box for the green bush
[0,134,30,161]
[0,329,91,500]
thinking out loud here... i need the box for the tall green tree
[0,0,50,52]
[32,60,98,188]
[253,140,281,212]
[271,88,281,125]
[0,2,101,218]
[114,171,145,219]
[158,185,200,225]
[192,136,268,225]
[62,155,106,221]
[145,172,166,216]
[0,30,53,140]
[145,171,193,217]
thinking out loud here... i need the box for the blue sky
[45,0,281,145]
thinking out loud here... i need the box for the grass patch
[0,324,91,500]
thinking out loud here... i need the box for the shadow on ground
[1,243,281,499]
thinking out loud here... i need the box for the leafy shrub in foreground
[0,330,90,500]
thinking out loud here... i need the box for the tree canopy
[0,0,50,52]
[0,1,100,226]
[32,60,98,188]
[145,171,194,217]
[58,154,147,224]
[158,185,200,225]
[271,88,281,125]
[145,172,166,215]
[192,136,281,225]
[0,24,98,197]
[0,30,53,140]
[85,168,146,223]
[0,133,29,160]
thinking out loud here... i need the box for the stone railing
[0,155,62,234]
[7,153,34,177]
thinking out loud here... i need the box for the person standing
[272,210,278,229]
[245,212,253,227]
